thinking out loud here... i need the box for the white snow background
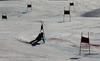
[0,0,100,61]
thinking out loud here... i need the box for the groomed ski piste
[0,0,100,61]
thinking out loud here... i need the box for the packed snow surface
[0,0,100,61]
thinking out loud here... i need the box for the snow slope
[0,0,100,61]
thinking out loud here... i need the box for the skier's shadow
[69,54,83,60]
[31,43,40,46]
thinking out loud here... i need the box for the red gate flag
[27,4,32,8]
[2,15,7,19]
[79,32,90,55]
[81,36,89,44]
[64,10,70,14]
[70,3,74,6]
[2,13,7,19]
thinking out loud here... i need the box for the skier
[29,32,45,45]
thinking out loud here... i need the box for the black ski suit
[30,32,45,44]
